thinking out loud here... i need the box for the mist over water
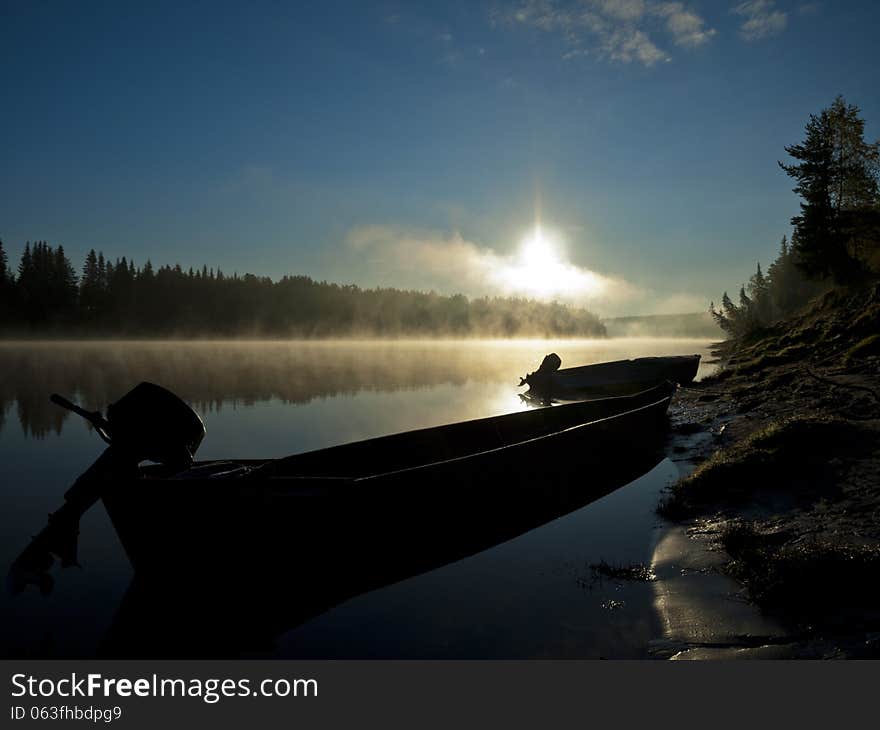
[0,338,717,440]
[0,338,715,658]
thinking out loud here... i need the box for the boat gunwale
[141,384,674,489]
[552,353,701,378]
[355,392,672,482]
[276,379,674,454]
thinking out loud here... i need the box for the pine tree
[709,300,727,334]
[826,96,880,212]
[52,245,78,316]
[18,242,33,282]
[767,236,792,316]
[80,249,100,315]
[97,252,107,290]
[17,243,35,319]
[780,96,880,281]
[0,239,8,284]
[710,291,742,336]
[747,262,771,325]
[0,239,11,322]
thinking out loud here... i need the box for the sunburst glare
[492,225,606,301]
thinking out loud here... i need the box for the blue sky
[2,1,878,316]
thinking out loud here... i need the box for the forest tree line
[712,96,880,338]
[0,242,606,338]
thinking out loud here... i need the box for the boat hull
[97,385,674,655]
[525,354,700,398]
[99,447,665,657]
[104,393,672,571]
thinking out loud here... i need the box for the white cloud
[653,2,718,48]
[732,0,788,41]
[604,29,668,65]
[345,224,638,309]
[493,0,716,66]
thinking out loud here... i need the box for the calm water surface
[0,339,716,658]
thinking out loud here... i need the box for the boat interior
[139,382,672,483]
[259,382,672,479]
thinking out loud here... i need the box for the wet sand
[651,285,880,657]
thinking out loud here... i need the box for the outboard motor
[8,383,205,594]
[519,352,562,387]
[99,382,205,467]
[537,352,562,373]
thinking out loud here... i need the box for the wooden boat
[522,354,701,398]
[101,448,670,657]
[14,381,675,656]
[103,381,675,577]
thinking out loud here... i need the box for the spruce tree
[52,245,78,316]
[18,242,32,281]
[97,252,107,290]
[747,262,771,325]
[80,249,100,315]
[0,239,10,322]
[17,243,34,316]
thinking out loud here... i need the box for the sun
[493,225,604,301]
[520,226,556,266]
[516,227,565,296]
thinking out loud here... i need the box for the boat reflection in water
[101,451,666,658]
[100,386,672,656]
[10,377,674,658]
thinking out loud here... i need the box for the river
[0,338,717,658]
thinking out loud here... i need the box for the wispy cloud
[731,0,788,41]
[651,291,709,314]
[653,2,718,48]
[492,0,716,67]
[345,224,638,308]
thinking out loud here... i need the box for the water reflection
[100,454,666,658]
[0,339,717,439]
[649,525,788,659]
[1,338,714,658]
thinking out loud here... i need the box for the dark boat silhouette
[100,382,672,572]
[521,354,701,398]
[99,450,665,657]
[10,380,674,656]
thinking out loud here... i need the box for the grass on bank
[657,415,861,521]
[720,520,880,628]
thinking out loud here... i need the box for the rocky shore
[660,283,880,658]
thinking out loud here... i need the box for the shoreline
[655,287,880,657]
